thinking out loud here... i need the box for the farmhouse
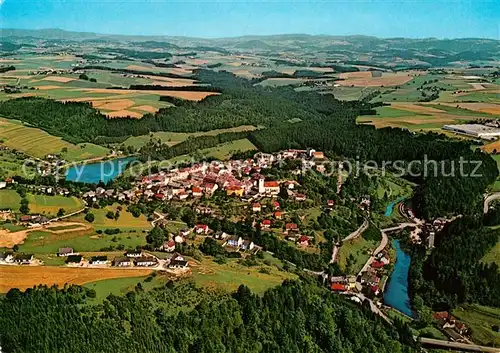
[126,250,143,258]
[227,236,243,248]
[295,193,306,201]
[66,255,82,264]
[113,257,133,267]
[14,253,34,265]
[57,247,76,257]
[160,240,176,252]
[0,252,14,263]
[134,256,157,267]
[90,256,108,265]
[169,259,189,269]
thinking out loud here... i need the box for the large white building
[443,124,500,140]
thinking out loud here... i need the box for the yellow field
[0,266,153,292]
[338,72,415,87]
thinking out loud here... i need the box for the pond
[384,239,415,318]
[65,157,137,184]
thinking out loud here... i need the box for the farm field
[0,117,109,160]
[18,228,147,254]
[0,70,218,117]
[123,125,258,149]
[0,265,153,292]
[337,71,416,87]
[191,256,297,294]
[26,194,84,215]
[356,103,493,131]
[0,189,21,211]
[70,204,151,229]
[452,304,500,347]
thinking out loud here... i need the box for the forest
[0,280,416,353]
[408,217,499,310]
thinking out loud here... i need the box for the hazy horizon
[1,27,499,41]
[0,0,498,40]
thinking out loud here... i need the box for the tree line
[0,280,416,353]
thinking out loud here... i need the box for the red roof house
[297,235,310,247]
[261,219,271,229]
[195,224,209,234]
[331,283,347,291]
[371,260,385,269]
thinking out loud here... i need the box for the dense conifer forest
[0,281,416,353]
[408,217,499,309]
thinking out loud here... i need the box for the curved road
[357,223,416,278]
[330,219,369,264]
[484,192,500,214]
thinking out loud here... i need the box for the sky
[0,0,498,39]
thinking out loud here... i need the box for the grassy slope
[0,189,21,211]
[452,304,500,347]
[191,256,297,295]
[26,194,84,215]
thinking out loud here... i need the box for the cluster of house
[59,247,189,270]
[0,252,34,265]
[330,250,391,297]
[329,275,358,292]
[128,149,326,204]
[433,312,469,342]
[19,214,50,227]
[26,184,72,197]
[159,223,258,254]
[82,187,136,203]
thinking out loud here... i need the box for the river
[384,196,406,217]
[65,156,137,184]
[383,239,415,318]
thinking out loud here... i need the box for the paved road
[50,207,87,222]
[484,192,500,214]
[330,220,369,264]
[344,219,369,243]
[357,223,416,278]
[419,337,500,352]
